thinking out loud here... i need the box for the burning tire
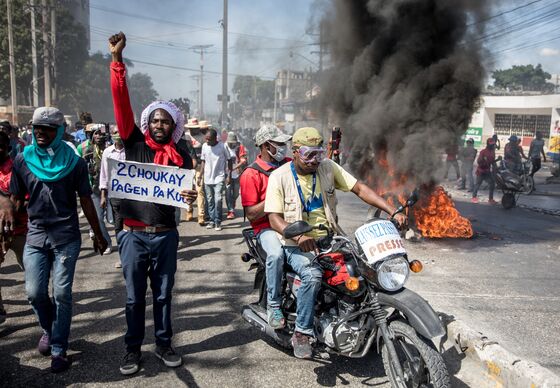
[381,320,450,388]
[501,193,516,209]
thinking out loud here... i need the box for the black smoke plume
[320,0,491,188]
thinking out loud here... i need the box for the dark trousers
[472,172,495,200]
[117,229,179,352]
[531,158,541,177]
[110,198,123,235]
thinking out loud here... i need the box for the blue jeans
[118,229,179,352]
[257,229,285,309]
[205,181,224,225]
[225,177,240,212]
[92,192,112,249]
[284,246,322,336]
[23,239,82,356]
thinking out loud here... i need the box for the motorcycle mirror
[406,189,419,207]
[283,221,313,240]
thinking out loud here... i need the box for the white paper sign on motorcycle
[354,219,407,264]
[107,158,195,209]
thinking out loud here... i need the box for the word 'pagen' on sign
[107,159,195,209]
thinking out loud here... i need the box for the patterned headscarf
[140,100,184,144]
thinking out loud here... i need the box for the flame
[413,186,473,238]
[363,147,473,239]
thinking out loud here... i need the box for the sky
[88,0,560,114]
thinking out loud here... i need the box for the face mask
[111,134,122,144]
[268,144,287,162]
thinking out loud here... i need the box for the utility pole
[273,76,277,124]
[30,0,39,107]
[50,0,57,104]
[6,0,18,124]
[190,44,213,118]
[221,0,228,128]
[42,0,51,106]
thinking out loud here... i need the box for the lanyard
[290,162,316,216]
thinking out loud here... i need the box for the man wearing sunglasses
[265,127,406,359]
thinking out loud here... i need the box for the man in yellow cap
[264,127,406,359]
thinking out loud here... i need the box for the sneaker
[37,333,51,356]
[214,223,223,231]
[471,197,479,204]
[154,346,182,368]
[51,354,70,373]
[206,222,215,229]
[267,308,286,330]
[291,331,313,359]
[103,247,112,255]
[198,217,206,226]
[488,199,498,205]
[120,351,142,376]
[114,261,122,269]
[226,211,235,219]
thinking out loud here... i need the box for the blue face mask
[268,144,287,162]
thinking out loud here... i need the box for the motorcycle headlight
[376,256,410,291]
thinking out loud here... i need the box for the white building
[469,94,560,148]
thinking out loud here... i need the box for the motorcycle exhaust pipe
[242,304,288,345]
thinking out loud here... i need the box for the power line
[89,3,312,44]
[468,0,544,26]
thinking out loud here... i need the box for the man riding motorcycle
[239,125,292,330]
[264,127,406,359]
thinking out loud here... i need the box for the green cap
[292,127,323,147]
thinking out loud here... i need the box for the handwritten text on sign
[108,158,194,209]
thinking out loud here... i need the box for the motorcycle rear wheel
[381,320,450,388]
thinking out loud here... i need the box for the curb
[446,319,560,387]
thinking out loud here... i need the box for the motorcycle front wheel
[381,320,450,388]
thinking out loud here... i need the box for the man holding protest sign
[109,31,197,376]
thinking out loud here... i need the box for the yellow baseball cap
[292,127,323,147]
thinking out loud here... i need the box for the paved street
[0,204,493,387]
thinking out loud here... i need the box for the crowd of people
[444,132,547,204]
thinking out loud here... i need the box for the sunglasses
[297,146,326,164]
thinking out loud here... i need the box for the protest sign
[108,159,195,209]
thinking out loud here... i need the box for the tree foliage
[492,64,555,92]
[169,97,190,118]
[232,75,274,117]
[0,1,160,123]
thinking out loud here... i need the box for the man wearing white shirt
[99,125,126,268]
[198,128,233,231]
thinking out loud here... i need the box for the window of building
[494,113,551,137]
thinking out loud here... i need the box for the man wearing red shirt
[472,138,499,204]
[240,125,291,329]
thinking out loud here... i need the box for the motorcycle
[495,159,534,209]
[240,191,450,388]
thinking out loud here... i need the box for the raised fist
[108,32,126,56]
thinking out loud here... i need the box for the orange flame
[365,149,473,239]
[413,186,473,238]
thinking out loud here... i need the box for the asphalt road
[337,183,560,376]
[0,202,494,387]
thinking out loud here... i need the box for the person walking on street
[529,132,547,177]
[443,142,460,180]
[0,121,26,159]
[265,127,406,359]
[82,124,113,254]
[504,135,523,174]
[184,118,208,225]
[459,138,477,191]
[6,107,108,373]
[110,32,197,375]
[472,138,499,204]
[226,132,247,219]
[0,131,28,325]
[240,125,291,329]
[198,128,233,231]
[99,125,126,268]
